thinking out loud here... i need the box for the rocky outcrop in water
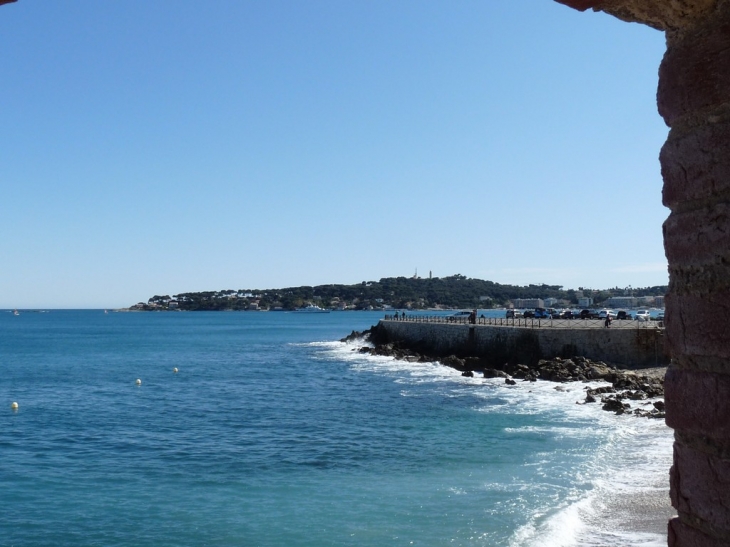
[344,328,664,419]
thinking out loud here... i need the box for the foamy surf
[504,386,673,547]
[313,340,674,547]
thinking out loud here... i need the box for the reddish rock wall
[558,1,730,545]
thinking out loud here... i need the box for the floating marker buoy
[173,367,178,373]
[11,402,18,411]
[135,379,142,386]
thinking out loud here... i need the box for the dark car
[560,310,574,319]
[616,310,632,320]
[579,309,600,319]
[523,310,535,318]
[533,308,551,319]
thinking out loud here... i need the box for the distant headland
[125,274,667,312]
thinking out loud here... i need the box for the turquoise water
[1,310,671,546]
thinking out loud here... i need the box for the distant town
[127,274,666,312]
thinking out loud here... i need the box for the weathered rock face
[557,0,730,545]
[555,0,716,32]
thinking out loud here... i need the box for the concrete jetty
[378,315,669,369]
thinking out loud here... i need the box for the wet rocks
[581,370,665,416]
[340,330,364,343]
[351,331,665,419]
[356,341,425,362]
[441,355,466,370]
[632,402,666,419]
[602,397,631,414]
[487,357,666,419]
[503,356,614,383]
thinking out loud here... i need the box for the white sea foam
[510,494,591,547]
[316,340,674,546]
[508,404,673,546]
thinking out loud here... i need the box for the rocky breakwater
[342,328,665,419]
[512,356,666,419]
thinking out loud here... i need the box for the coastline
[571,410,675,546]
[344,327,674,544]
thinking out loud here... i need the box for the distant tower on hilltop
[412,268,418,279]
[429,270,432,279]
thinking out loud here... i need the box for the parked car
[505,309,522,319]
[616,310,632,320]
[533,307,551,319]
[560,310,574,319]
[523,310,535,318]
[579,309,600,319]
[635,310,651,322]
[449,311,472,322]
[598,309,616,320]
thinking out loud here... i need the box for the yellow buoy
[135,379,142,386]
[173,367,178,373]
[11,401,18,411]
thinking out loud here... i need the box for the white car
[598,309,616,319]
[635,310,651,322]
[449,311,472,322]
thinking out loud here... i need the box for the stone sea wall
[377,320,669,368]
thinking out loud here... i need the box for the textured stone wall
[378,320,668,368]
[557,1,730,545]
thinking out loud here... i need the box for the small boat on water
[13,309,19,316]
[295,304,330,313]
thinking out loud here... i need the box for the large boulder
[602,397,631,414]
[440,355,466,370]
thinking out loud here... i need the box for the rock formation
[348,326,667,418]
[557,1,730,545]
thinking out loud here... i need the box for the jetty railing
[383,314,664,330]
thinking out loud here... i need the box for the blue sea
[1,310,673,546]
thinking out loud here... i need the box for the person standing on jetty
[604,314,612,328]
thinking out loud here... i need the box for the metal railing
[383,314,664,330]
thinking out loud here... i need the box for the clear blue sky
[0,1,668,308]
